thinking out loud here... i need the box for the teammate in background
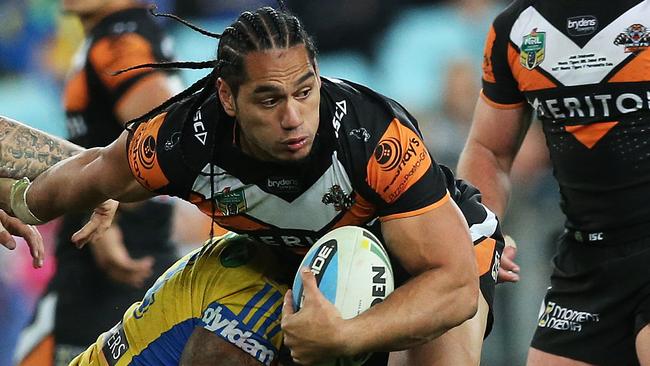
[458,1,650,365]
[13,0,187,364]
[0,5,503,366]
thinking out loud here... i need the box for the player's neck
[79,0,136,33]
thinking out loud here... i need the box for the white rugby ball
[291,226,394,365]
[291,226,394,316]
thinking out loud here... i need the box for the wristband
[10,177,45,225]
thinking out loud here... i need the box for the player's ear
[217,78,236,117]
[313,60,321,89]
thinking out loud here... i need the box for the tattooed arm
[0,115,118,266]
[0,116,82,180]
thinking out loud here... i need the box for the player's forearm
[20,148,112,221]
[23,131,152,222]
[457,141,512,218]
[341,264,479,354]
[0,116,83,180]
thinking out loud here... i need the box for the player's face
[219,45,321,164]
[60,0,108,15]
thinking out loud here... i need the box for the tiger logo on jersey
[614,23,650,53]
[520,28,546,70]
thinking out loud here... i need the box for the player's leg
[637,324,650,365]
[529,232,650,366]
[387,293,488,366]
[635,280,650,366]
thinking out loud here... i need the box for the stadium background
[0,0,564,364]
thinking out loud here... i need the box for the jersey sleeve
[365,117,450,221]
[88,33,162,111]
[481,13,526,108]
[126,106,204,198]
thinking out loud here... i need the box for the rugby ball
[291,226,394,365]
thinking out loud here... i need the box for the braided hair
[119,4,317,238]
[122,5,317,131]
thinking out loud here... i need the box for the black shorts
[531,231,650,366]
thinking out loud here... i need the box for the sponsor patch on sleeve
[101,322,129,366]
[366,118,432,203]
[127,112,170,191]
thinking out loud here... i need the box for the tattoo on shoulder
[0,116,83,179]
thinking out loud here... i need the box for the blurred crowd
[0,0,564,365]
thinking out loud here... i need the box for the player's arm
[0,115,119,264]
[348,198,478,352]
[84,74,175,282]
[0,130,154,223]
[89,223,154,288]
[282,116,479,363]
[0,115,82,179]
[457,98,530,284]
[457,96,531,218]
[88,47,179,279]
[282,198,478,363]
[115,73,178,123]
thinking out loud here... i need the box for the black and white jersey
[482,0,650,231]
[127,77,451,253]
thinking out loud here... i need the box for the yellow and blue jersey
[69,234,290,366]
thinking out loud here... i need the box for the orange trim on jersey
[188,193,271,231]
[211,223,230,236]
[366,118,432,204]
[214,216,272,231]
[89,33,157,90]
[379,191,450,222]
[565,121,619,149]
[63,69,89,112]
[331,194,377,229]
[507,44,556,91]
[18,335,54,366]
[609,48,650,82]
[482,26,497,83]
[127,113,170,191]
[474,237,497,276]
[479,90,525,110]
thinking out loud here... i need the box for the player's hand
[71,199,119,248]
[282,268,347,365]
[89,224,154,288]
[497,235,520,283]
[0,209,44,268]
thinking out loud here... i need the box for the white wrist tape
[10,177,45,225]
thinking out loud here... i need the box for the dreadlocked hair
[123,5,316,129]
[119,4,317,239]
[216,6,317,97]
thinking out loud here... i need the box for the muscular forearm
[457,100,531,218]
[0,149,110,221]
[342,266,478,354]
[457,141,512,218]
[0,116,82,180]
